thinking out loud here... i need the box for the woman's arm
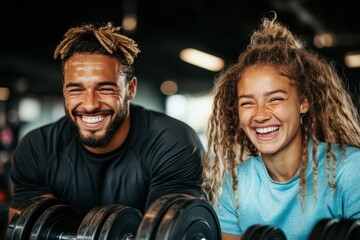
[222,233,242,240]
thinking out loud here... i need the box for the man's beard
[66,99,129,148]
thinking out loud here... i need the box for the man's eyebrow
[97,81,118,87]
[65,81,118,88]
[65,82,82,88]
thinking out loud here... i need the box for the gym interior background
[0,0,359,237]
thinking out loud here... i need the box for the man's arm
[8,207,17,224]
[144,121,204,210]
[8,129,53,224]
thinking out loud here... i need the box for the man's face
[62,53,135,148]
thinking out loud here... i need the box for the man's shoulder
[131,104,194,130]
[22,116,71,141]
[41,115,69,131]
[130,104,202,147]
[13,116,73,159]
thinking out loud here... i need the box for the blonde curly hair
[202,13,360,211]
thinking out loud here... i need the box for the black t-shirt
[10,104,204,215]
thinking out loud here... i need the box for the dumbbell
[6,193,221,240]
[6,197,78,240]
[308,218,360,240]
[242,224,287,240]
[6,196,143,240]
[137,193,221,240]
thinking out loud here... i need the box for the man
[8,22,204,221]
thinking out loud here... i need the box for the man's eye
[99,88,116,93]
[68,88,81,92]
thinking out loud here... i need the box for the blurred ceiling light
[313,32,336,48]
[160,80,178,96]
[122,14,137,32]
[0,87,10,101]
[180,48,224,72]
[166,94,188,120]
[18,97,41,122]
[344,52,360,68]
[165,93,214,134]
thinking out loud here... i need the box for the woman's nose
[253,104,271,122]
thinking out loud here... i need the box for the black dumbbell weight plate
[77,204,125,240]
[30,204,82,240]
[136,193,190,240]
[258,225,287,240]
[243,224,266,240]
[344,220,360,240]
[154,196,221,240]
[308,218,339,240]
[325,219,360,240]
[347,221,360,240]
[6,196,65,240]
[245,225,287,240]
[343,220,360,240]
[98,205,143,240]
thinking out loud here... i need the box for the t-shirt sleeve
[144,122,204,210]
[10,130,50,209]
[214,174,243,235]
[332,148,360,219]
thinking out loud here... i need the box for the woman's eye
[270,98,284,102]
[239,102,253,106]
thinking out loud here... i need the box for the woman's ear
[300,97,310,113]
[127,77,137,100]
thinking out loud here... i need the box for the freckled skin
[63,53,137,154]
[237,65,309,181]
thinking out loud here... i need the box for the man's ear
[127,77,137,100]
[300,97,310,113]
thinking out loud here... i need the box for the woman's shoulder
[313,141,360,173]
[309,141,360,159]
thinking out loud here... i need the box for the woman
[202,13,360,240]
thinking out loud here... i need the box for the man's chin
[80,137,108,148]
[78,131,108,147]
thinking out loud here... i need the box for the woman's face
[237,65,309,157]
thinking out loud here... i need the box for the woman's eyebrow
[238,89,287,99]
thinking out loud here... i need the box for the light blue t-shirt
[215,141,360,240]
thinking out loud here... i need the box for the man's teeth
[255,126,279,134]
[82,116,105,123]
